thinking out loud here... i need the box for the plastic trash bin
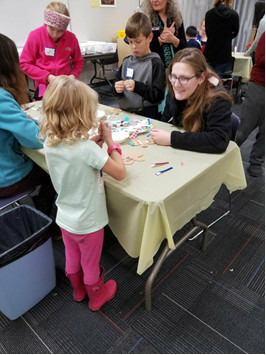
[0,205,56,320]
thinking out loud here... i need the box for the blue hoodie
[0,88,42,187]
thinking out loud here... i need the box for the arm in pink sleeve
[70,36,84,78]
[19,32,50,84]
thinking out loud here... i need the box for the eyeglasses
[168,74,197,86]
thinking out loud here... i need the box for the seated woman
[0,33,56,216]
[151,48,233,153]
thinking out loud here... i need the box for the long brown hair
[140,0,183,28]
[167,48,233,132]
[0,33,28,105]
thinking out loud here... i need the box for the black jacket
[161,92,232,153]
[204,4,239,64]
[150,16,187,67]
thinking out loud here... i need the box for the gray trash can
[0,205,56,320]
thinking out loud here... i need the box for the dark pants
[235,81,265,166]
[0,164,56,216]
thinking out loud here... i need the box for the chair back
[0,187,35,211]
[231,112,240,141]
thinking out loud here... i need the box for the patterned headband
[44,8,70,31]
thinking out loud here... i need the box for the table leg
[145,217,208,311]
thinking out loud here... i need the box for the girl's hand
[69,74,75,79]
[124,79,135,91]
[115,80,125,93]
[99,120,113,145]
[47,74,56,83]
[90,134,103,148]
[151,129,171,146]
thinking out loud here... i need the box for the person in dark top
[140,0,187,69]
[150,48,233,153]
[204,0,239,77]
[186,26,201,50]
[114,12,165,119]
[235,32,265,177]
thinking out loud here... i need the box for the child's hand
[115,80,125,93]
[124,79,135,92]
[99,120,113,145]
[90,134,103,148]
[47,74,56,83]
[69,74,75,79]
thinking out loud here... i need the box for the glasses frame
[168,74,197,86]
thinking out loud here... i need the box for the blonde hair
[39,76,98,146]
[140,0,183,28]
[46,1,70,16]
[167,48,232,132]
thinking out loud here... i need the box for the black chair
[189,112,241,241]
[221,57,235,95]
[99,50,119,87]
[0,187,35,212]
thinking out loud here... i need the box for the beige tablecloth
[232,52,253,81]
[21,104,247,274]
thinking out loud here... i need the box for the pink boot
[85,266,117,311]
[66,270,87,301]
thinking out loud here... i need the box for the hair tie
[44,8,70,31]
[207,74,220,88]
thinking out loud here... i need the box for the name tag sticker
[45,47,55,56]
[152,26,160,31]
[126,67,134,79]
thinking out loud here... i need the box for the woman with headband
[20,1,84,100]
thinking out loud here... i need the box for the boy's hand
[124,79,135,91]
[115,80,125,93]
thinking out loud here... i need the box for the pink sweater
[20,25,84,97]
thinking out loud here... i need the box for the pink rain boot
[67,270,87,301]
[85,266,117,311]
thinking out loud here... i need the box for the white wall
[0,0,139,46]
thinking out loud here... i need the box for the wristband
[107,143,122,156]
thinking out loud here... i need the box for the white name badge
[126,67,134,79]
[45,47,55,57]
[152,26,160,31]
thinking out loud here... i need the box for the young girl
[0,33,56,217]
[20,1,84,100]
[151,48,233,153]
[39,76,126,311]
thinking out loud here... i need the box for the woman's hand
[115,80,125,93]
[151,129,171,146]
[159,22,179,47]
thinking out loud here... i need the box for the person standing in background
[140,0,187,69]
[20,1,84,100]
[204,0,239,77]
[196,19,208,47]
[235,32,265,178]
[245,0,265,62]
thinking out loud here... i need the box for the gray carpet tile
[130,294,247,354]
[107,328,161,354]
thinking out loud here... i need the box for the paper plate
[97,110,106,120]
[112,131,129,143]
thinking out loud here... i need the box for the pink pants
[60,227,104,285]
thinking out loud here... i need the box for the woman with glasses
[150,48,233,153]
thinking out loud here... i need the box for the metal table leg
[145,217,208,311]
